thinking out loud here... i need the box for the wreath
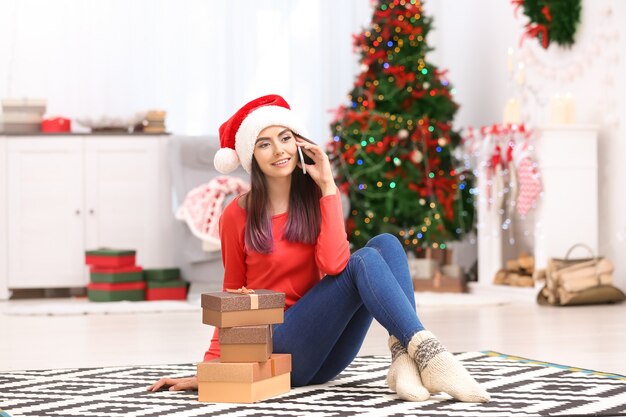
[512,0,582,48]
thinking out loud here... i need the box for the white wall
[0,0,372,141]
[426,0,626,290]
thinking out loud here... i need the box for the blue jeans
[272,233,425,387]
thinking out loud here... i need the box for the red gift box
[88,281,146,291]
[146,287,188,301]
[85,249,136,268]
[42,117,71,133]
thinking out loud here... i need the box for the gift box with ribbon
[85,249,136,268]
[201,288,285,327]
[90,265,144,283]
[197,354,291,403]
[145,280,188,301]
[87,281,146,302]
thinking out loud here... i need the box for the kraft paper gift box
[197,353,291,383]
[197,353,291,403]
[412,274,467,293]
[87,281,146,302]
[408,258,437,280]
[201,289,285,328]
[145,280,188,301]
[90,265,143,283]
[441,264,462,279]
[219,325,273,362]
[85,249,136,268]
[143,268,180,282]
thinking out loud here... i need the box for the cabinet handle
[75,209,81,215]
[89,209,95,215]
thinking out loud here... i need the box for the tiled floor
[1,294,625,375]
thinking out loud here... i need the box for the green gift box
[87,281,145,302]
[143,268,180,282]
[90,266,143,283]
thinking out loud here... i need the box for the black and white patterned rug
[1,352,625,417]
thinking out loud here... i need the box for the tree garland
[512,0,582,48]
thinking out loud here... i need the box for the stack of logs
[493,253,535,287]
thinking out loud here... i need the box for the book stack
[198,289,291,403]
[143,268,188,301]
[85,249,145,302]
[142,110,166,133]
[0,98,47,134]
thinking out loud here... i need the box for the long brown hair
[244,145,322,254]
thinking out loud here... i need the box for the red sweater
[203,191,350,361]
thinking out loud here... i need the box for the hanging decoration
[506,5,619,127]
[512,0,582,49]
[462,123,541,244]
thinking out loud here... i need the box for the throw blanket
[176,176,250,252]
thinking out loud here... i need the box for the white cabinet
[7,138,85,288]
[1,135,174,297]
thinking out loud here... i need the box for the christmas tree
[328,0,474,253]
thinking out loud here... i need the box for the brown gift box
[219,325,272,344]
[197,353,291,383]
[198,372,290,403]
[219,325,273,362]
[197,354,292,403]
[412,274,467,293]
[201,289,285,327]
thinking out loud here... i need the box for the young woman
[148,95,489,403]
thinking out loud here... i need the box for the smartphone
[294,133,315,174]
[297,146,307,174]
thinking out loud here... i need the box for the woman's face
[253,125,299,178]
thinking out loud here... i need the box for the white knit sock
[407,330,490,403]
[386,335,430,402]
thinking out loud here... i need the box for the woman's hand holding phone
[295,136,337,197]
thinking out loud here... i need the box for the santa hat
[214,94,310,174]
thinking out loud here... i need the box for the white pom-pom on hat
[213,147,240,174]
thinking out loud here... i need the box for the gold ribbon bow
[226,286,255,294]
[226,286,259,309]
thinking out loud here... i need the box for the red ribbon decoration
[344,110,371,130]
[511,0,524,18]
[521,23,549,48]
[384,65,416,88]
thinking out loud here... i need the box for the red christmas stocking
[516,157,541,216]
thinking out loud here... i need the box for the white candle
[563,92,576,123]
[503,98,521,124]
[507,47,514,74]
[550,94,566,124]
[515,62,525,86]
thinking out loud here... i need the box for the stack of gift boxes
[85,249,187,302]
[198,289,291,403]
[85,249,145,302]
[144,268,188,301]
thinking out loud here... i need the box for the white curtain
[0,0,372,141]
